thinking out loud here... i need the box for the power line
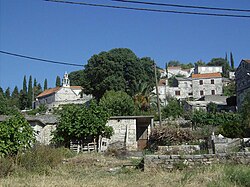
[44,0,250,19]
[112,0,250,13]
[0,50,84,67]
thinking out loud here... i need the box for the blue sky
[0,0,250,91]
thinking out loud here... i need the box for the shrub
[17,145,74,174]
[0,157,14,178]
[224,165,250,187]
[149,126,196,149]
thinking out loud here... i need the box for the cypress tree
[44,79,48,90]
[0,87,3,95]
[19,90,28,110]
[23,76,27,94]
[230,52,235,70]
[56,76,61,87]
[12,86,19,98]
[225,52,228,62]
[33,78,37,87]
[5,87,11,99]
[27,75,33,108]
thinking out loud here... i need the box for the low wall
[144,152,250,171]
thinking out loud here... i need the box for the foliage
[0,93,19,115]
[239,91,250,135]
[162,98,183,119]
[44,79,48,90]
[181,63,194,69]
[72,48,156,100]
[52,101,113,146]
[0,156,14,178]
[223,81,235,96]
[56,76,61,87]
[22,76,27,94]
[27,75,33,108]
[194,60,206,66]
[230,52,235,70]
[26,104,47,115]
[219,116,244,138]
[207,58,230,77]
[17,145,75,174]
[207,102,217,114]
[0,114,35,157]
[99,90,135,116]
[149,126,196,148]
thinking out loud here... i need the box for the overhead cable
[112,0,250,13]
[44,0,250,19]
[0,50,83,67]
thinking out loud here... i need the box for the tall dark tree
[44,79,48,91]
[56,76,61,87]
[19,90,28,110]
[11,86,19,98]
[27,75,33,108]
[34,83,43,98]
[22,76,27,94]
[33,78,37,87]
[5,87,11,99]
[230,52,235,70]
[225,52,228,62]
[0,87,3,96]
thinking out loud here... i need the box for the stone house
[194,65,222,74]
[167,66,194,78]
[192,73,223,99]
[35,73,92,109]
[102,116,154,151]
[235,59,250,109]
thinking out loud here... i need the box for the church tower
[62,72,70,87]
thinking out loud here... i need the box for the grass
[0,147,250,187]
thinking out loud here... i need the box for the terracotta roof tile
[70,86,82,90]
[243,59,250,63]
[37,87,61,98]
[192,73,222,79]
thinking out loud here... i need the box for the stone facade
[235,59,250,109]
[144,152,250,171]
[35,73,92,109]
[194,66,222,74]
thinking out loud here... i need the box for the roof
[192,73,222,79]
[37,86,83,98]
[70,86,82,90]
[37,87,61,98]
[175,77,192,81]
[242,59,250,64]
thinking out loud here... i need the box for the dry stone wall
[144,152,250,171]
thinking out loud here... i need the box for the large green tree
[70,48,156,100]
[99,90,135,116]
[52,101,113,147]
[162,98,183,119]
[0,114,35,156]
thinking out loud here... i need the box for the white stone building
[194,66,223,74]
[35,73,92,109]
[235,59,250,109]
[192,73,223,99]
[167,66,194,78]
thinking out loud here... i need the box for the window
[199,80,203,85]
[211,79,214,84]
[175,91,180,96]
[188,92,193,96]
[211,90,215,95]
[200,90,204,96]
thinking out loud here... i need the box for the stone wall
[105,118,137,151]
[144,152,250,171]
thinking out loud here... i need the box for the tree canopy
[52,101,113,147]
[69,48,156,100]
[99,90,135,116]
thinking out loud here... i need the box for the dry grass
[0,153,249,187]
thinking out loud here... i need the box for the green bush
[17,145,74,174]
[224,165,250,187]
[0,157,14,178]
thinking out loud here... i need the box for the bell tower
[62,72,70,87]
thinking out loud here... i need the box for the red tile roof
[243,59,250,63]
[70,86,82,90]
[192,73,222,79]
[37,87,61,98]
